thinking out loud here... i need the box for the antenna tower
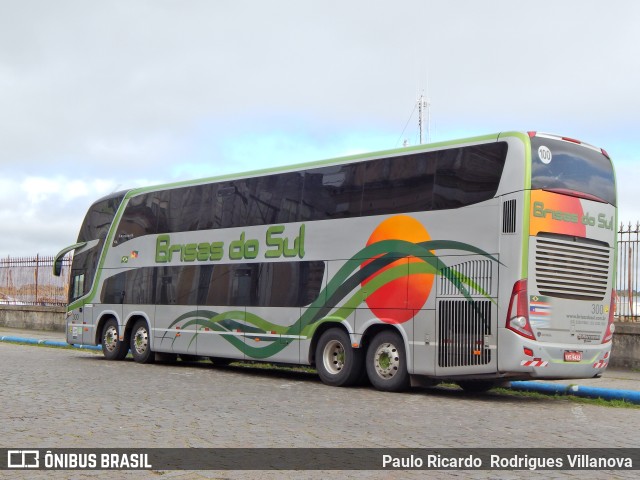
[417,94,431,144]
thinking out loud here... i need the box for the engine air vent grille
[535,235,611,301]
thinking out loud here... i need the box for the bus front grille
[438,300,492,368]
[534,235,611,301]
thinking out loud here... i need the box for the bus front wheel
[315,328,364,387]
[366,330,409,392]
[130,319,155,364]
[101,318,128,361]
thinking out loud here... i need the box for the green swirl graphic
[165,238,499,358]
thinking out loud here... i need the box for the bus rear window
[530,136,615,205]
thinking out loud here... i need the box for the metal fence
[0,255,71,306]
[617,222,640,322]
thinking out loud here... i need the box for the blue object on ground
[0,334,102,351]
[510,380,640,404]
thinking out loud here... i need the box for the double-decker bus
[54,131,617,392]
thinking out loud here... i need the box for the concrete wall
[0,305,65,332]
[1,306,639,368]
[610,322,640,369]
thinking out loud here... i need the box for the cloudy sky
[1,0,639,256]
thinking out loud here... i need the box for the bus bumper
[497,328,612,379]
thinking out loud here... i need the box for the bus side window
[362,153,435,216]
[433,143,507,210]
[71,273,84,301]
[300,164,365,221]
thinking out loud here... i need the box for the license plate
[564,351,582,362]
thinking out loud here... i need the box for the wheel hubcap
[103,326,118,352]
[322,339,346,375]
[373,342,400,379]
[134,327,149,355]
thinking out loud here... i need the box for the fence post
[35,254,40,305]
[629,234,633,317]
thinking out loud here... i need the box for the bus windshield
[68,192,125,302]
[530,135,615,206]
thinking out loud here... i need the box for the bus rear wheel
[315,328,364,387]
[101,318,128,360]
[366,330,409,392]
[130,319,155,364]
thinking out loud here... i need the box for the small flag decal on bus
[529,295,552,328]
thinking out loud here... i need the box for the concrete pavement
[1,325,639,403]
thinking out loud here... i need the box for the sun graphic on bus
[361,215,434,324]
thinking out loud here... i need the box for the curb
[0,335,102,351]
[509,381,640,405]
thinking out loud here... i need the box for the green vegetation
[490,386,640,409]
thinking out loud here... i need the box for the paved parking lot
[1,342,639,479]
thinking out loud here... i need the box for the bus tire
[316,328,364,387]
[366,330,409,392]
[101,318,128,360]
[130,319,155,364]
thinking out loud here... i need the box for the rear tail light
[602,291,616,343]
[506,279,536,340]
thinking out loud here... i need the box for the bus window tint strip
[100,261,325,308]
[112,142,508,245]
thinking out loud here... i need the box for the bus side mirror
[53,242,87,277]
[53,258,63,277]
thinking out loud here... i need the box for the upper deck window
[112,141,508,244]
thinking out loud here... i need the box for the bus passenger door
[68,303,96,345]
[81,304,95,344]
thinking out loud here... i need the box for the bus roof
[124,131,527,199]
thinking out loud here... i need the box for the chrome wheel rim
[103,325,118,352]
[373,342,400,379]
[322,339,346,375]
[133,327,149,355]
